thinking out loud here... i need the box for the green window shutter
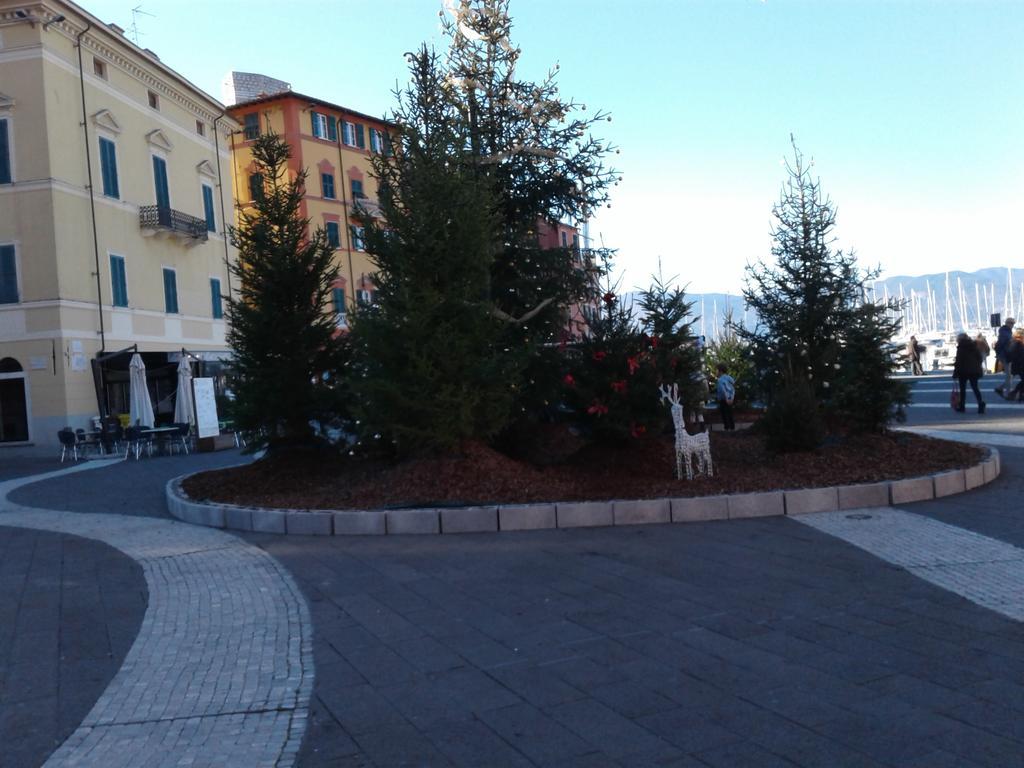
[202,185,216,231]
[153,156,170,209]
[325,222,340,248]
[351,179,363,199]
[0,245,18,303]
[110,255,128,307]
[163,268,178,313]
[327,116,337,142]
[321,173,335,199]
[248,173,263,202]
[210,278,223,319]
[311,111,320,137]
[332,287,346,314]
[355,124,365,149]
[0,120,10,184]
[99,138,119,198]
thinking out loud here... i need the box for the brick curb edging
[165,447,999,536]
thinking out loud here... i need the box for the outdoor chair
[58,428,80,462]
[75,428,100,458]
[100,418,123,455]
[167,423,191,455]
[123,426,153,460]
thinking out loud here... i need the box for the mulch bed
[183,430,985,512]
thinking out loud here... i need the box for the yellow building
[0,0,237,447]
[225,80,394,323]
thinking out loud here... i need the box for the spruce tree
[226,133,345,451]
[350,48,514,455]
[565,269,703,443]
[439,0,618,382]
[738,136,909,447]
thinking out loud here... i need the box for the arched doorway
[0,357,30,443]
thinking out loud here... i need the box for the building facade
[0,0,236,446]
[226,86,393,325]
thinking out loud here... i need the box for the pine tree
[738,136,909,447]
[226,133,346,451]
[350,48,515,455]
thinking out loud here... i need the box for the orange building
[226,88,393,326]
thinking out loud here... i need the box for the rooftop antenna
[128,4,154,45]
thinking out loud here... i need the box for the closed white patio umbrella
[173,357,195,426]
[129,353,155,428]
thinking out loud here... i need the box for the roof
[228,90,396,129]
[37,0,234,119]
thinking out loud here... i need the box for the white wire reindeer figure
[659,383,713,481]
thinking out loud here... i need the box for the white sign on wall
[192,377,221,439]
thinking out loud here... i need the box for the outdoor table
[141,426,180,456]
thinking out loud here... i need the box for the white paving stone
[796,507,1024,621]
[0,462,312,768]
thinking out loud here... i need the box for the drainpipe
[213,112,233,300]
[76,21,105,353]
[335,125,356,309]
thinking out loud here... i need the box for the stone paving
[3,379,1024,767]
[799,507,1024,621]
[0,462,312,768]
[0,525,146,768]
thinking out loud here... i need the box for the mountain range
[625,266,1024,340]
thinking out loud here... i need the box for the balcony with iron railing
[139,205,209,246]
[348,195,383,219]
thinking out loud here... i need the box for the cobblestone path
[797,507,1024,622]
[0,463,313,768]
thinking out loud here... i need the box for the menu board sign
[193,378,221,439]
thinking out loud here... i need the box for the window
[356,289,372,307]
[350,178,364,199]
[93,57,106,79]
[321,172,335,199]
[248,173,263,203]
[350,225,366,251]
[572,234,579,250]
[210,278,223,319]
[325,222,340,249]
[243,113,260,141]
[147,90,159,110]
[201,184,216,232]
[311,111,337,141]
[152,155,170,209]
[561,231,568,247]
[342,120,364,147]
[99,137,119,198]
[332,288,346,314]
[109,254,128,307]
[195,120,205,137]
[162,268,178,314]
[0,245,17,304]
[369,128,390,154]
[0,118,10,184]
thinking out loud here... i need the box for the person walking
[994,317,1015,396]
[953,332,985,413]
[907,335,925,375]
[975,332,991,373]
[1008,330,1024,402]
[715,363,736,430]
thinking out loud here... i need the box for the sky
[80,0,1024,295]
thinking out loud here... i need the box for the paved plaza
[2,374,1024,767]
